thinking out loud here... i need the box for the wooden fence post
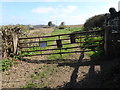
[12,32,18,55]
[0,31,2,58]
[104,26,113,59]
[0,31,2,90]
[119,16,120,31]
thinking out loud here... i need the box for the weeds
[1,58,14,71]
[23,65,57,88]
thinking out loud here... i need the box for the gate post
[0,31,2,58]
[104,26,113,60]
[0,31,2,90]
[12,32,18,55]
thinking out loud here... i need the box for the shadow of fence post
[68,52,84,87]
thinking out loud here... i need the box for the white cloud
[50,14,88,25]
[2,0,120,25]
[82,0,119,17]
[66,15,85,25]
[32,5,77,14]
[32,7,54,13]
[118,1,120,11]
[105,0,119,11]
[50,14,67,20]
[2,16,25,25]
[61,6,77,13]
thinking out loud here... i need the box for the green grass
[84,35,104,60]
[52,27,82,35]
[1,58,14,71]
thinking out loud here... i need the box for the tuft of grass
[1,58,14,71]
[22,83,39,88]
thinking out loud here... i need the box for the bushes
[83,36,104,60]
[84,14,105,30]
[58,22,66,29]
[84,36,103,49]
[58,25,66,29]
[83,14,105,60]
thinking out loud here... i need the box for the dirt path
[2,59,42,88]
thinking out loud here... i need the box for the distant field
[66,24,83,28]
[21,27,54,38]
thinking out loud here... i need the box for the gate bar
[22,50,94,57]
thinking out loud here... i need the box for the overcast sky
[0,0,120,25]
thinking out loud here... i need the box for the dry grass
[27,28,54,37]
[66,24,83,28]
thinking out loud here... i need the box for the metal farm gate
[18,30,103,57]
